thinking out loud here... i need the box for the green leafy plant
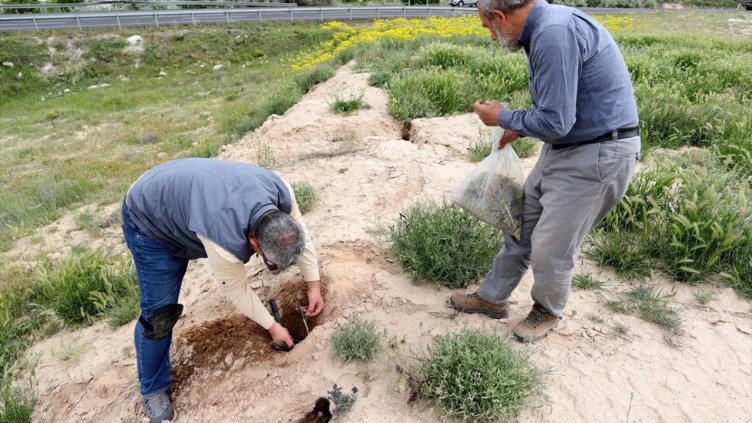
[388,201,503,288]
[292,181,317,214]
[330,320,382,362]
[419,329,543,422]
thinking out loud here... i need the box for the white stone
[2,61,13,68]
[212,64,223,71]
[126,35,143,46]
[159,71,167,77]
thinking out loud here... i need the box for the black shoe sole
[448,299,508,319]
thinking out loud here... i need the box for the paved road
[0,6,743,32]
[0,6,474,31]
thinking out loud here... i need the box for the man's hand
[268,322,294,348]
[305,280,325,317]
[474,100,505,126]
[499,130,521,149]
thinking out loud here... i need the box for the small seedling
[694,289,716,305]
[327,384,358,416]
[299,305,310,337]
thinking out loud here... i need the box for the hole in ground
[401,122,411,141]
[170,279,330,397]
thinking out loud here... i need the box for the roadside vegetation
[0,10,750,422]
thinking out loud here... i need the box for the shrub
[511,137,538,159]
[419,329,543,422]
[330,320,383,363]
[36,247,139,326]
[292,181,317,214]
[388,201,503,288]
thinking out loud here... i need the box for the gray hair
[255,210,305,270]
[479,0,535,16]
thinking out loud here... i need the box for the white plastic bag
[451,127,524,238]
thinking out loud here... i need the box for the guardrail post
[290,8,293,22]
[75,15,81,30]
[33,16,39,31]
[226,10,230,24]
[191,12,195,24]
[349,7,352,21]
[154,12,159,27]
[259,10,262,22]
[320,8,323,21]
[403,6,406,18]
[377,7,380,19]
[116,14,121,29]
[428,6,431,16]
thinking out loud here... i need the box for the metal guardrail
[0,6,477,31]
[0,1,296,10]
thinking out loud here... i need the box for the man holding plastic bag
[449,0,641,342]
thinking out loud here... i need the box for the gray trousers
[477,136,641,317]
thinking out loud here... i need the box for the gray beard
[493,21,522,53]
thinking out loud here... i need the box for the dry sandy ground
[10,62,751,423]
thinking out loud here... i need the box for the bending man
[121,158,324,422]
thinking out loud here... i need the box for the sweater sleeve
[282,180,320,282]
[197,233,275,330]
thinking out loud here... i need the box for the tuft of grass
[586,312,606,324]
[467,130,492,163]
[330,320,383,363]
[585,229,653,282]
[572,271,608,291]
[36,247,139,326]
[388,201,503,288]
[0,382,35,423]
[419,329,543,422]
[511,137,538,159]
[603,284,683,345]
[292,181,317,214]
[329,91,365,115]
[367,70,391,88]
[693,289,717,305]
[255,144,277,169]
[611,322,630,336]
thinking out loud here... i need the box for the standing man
[122,158,324,422]
[449,0,640,342]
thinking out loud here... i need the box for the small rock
[2,61,13,68]
[272,377,282,387]
[17,72,22,79]
[159,71,167,77]
[63,88,70,93]
[250,280,263,289]
[315,342,325,351]
[88,84,99,90]
[99,83,110,88]
[212,64,223,71]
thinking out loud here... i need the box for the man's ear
[492,9,506,25]
[249,237,260,252]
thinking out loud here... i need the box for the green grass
[572,272,608,291]
[419,329,543,422]
[0,246,138,422]
[388,201,503,288]
[292,181,317,214]
[329,91,365,115]
[35,246,139,326]
[330,320,383,363]
[603,284,683,344]
[0,23,337,253]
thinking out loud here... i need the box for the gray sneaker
[142,391,175,423]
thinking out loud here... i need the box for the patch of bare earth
[11,61,750,423]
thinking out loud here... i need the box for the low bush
[419,329,543,422]
[388,201,503,288]
[292,181,317,214]
[330,320,383,362]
